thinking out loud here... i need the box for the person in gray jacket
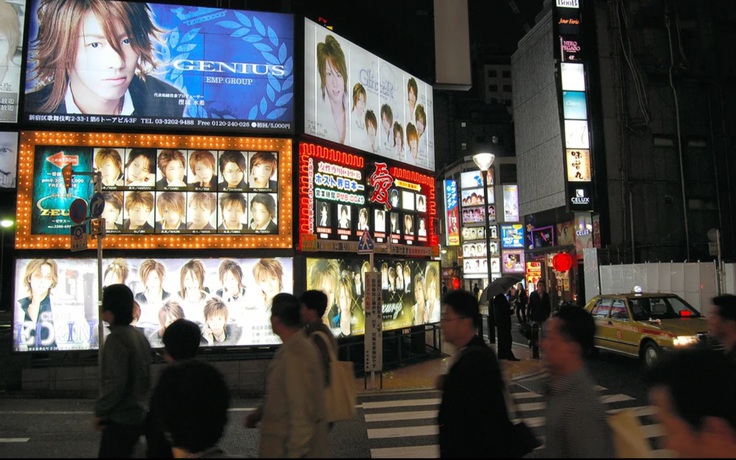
[93,283,152,458]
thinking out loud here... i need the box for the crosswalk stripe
[0,438,30,443]
[365,409,438,423]
[600,393,635,403]
[608,405,658,417]
[362,398,440,410]
[367,425,438,439]
[371,444,439,458]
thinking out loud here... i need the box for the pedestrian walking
[153,359,234,458]
[706,294,736,362]
[644,348,736,458]
[93,284,152,458]
[146,318,202,458]
[436,290,516,457]
[540,305,614,457]
[514,282,528,324]
[527,280,550,354]
[494,291,519,361]
[244,293,331,458]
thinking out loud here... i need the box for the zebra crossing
[359,384,672,458]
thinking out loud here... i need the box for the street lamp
[472,152,495,341]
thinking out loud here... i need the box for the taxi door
[608,299,639,356]
[590,298,616,350]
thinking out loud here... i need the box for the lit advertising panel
[502,184,519,222]
[502,249,525,274]
[0,130,18,188]
[531,225,555,249]
[460,169,493,188]
[298,141,437,251]
[560,63,586,91]
[23,1,294,133]
[564,120,590,149]
[500,223,524,248]
[444,179,460,246]
[306,257,441,334]
[0,0,24,123]
[566,149,591,181]
[17,132,292,249]
[304,18,435,171]
[12,256,293,352]
[562,91,587,119]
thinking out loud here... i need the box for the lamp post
[473,152,495,341]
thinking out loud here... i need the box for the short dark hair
[644,348,736,432]
[442,290,479,327]
[155,360,230,453]
[712,294,736,322]
[553,305,595,354]
[163,319,201,361]
[102,284,134,325]
[271,292,300,328]
[299,290,328,317]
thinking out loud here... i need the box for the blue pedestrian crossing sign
[358,230,375,253]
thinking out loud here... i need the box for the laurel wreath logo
[159,9,293,120]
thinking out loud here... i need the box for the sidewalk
[354,340,545,393]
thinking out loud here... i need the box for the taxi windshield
[629,296,702,320]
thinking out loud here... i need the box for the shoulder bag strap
[312,330,337,362]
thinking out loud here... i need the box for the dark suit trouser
[496,316,513,358]
[98,421,143,458]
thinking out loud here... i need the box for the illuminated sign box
[531,225,555,249]
[17,131,293,249]
[306,257,441,332]
[304,19,435,171]
[298,141,437,249]
[12,256,293,352]
[23,1,294,134]
[500,223,524,249]
[502,249,525,274]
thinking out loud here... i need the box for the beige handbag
[313,331,357,423]
[608,409,654,458]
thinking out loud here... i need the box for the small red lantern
[551,252,573,272]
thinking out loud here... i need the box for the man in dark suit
[436,290,515,458]
[528,280,551,355]
[494,291,519,361]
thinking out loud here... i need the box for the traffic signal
[62,164,73,191]
[89,218,105,238]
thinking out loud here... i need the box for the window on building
[488,69,497,78]
[502,70,511,78]
[503,84,512,92]
[461,142,467,151]
[488,84,498,92]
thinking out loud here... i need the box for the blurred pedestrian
[299,290,338,387]
[436,290,515,457]
[244,293,331,457]
[514,282,528,324]
[93,284,152,458]
[154,359,234,458]
[495,291,519,361]
[528,280,550,353]
[540,305,614,457]
[146,318,202,458]
[707,294,736,362]
[644,348,736,458]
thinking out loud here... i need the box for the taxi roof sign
[358,230,375,253]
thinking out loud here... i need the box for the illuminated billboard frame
[297,141,437,251]
[12,256,293,352]
[303,18,435,171]
[23,1,294,134]
[17,131,293,249]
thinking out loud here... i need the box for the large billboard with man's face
[23,0,294,134]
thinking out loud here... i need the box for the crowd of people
[89,277,736,458]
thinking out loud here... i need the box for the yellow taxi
[583,287,718,368]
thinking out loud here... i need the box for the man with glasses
[435,290,515,457]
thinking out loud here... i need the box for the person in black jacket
[528,280,551,355]
[436,290,516,458]
[494,291,519,361]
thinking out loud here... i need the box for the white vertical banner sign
[364,272,383,374]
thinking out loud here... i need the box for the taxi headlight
[673,335,699,347]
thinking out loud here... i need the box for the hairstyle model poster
[12,257,293,352]
[0,0,24,122]
[306,257,441,337]
[304,18,435,171]
[23,0,294,133]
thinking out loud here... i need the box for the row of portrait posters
[23,0,294,133]
[304,18,435,171]
[32,145,280,235]
[13,257,294,352]
[305,258,441,338]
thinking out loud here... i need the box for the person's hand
[435,374,445,391]
[92,417,106,432]
[243,407,262,429]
